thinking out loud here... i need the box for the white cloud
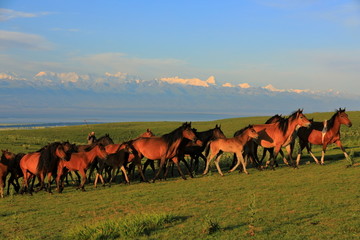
[0,8,50,21]
[160,76,216,87]
[0,30,53,50]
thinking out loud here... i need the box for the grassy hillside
[0,111,359,239]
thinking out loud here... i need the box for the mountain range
[0,71,358,122]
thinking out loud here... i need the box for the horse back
[132,137,168,160]
[20,152,40,175]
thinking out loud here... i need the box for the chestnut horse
[0,150,16,198]
[203,125,258,176]
[20,143,69,194]
[258,114,301,166]
[245,109,311,169]
[295,108,352,165]
[56,144,108,192]
[129,122,197,182]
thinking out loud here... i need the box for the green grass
[0,111,359,239]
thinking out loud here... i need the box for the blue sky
[1,0,360,94]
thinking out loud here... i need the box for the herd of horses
[0,108,353,198]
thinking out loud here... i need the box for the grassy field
[0,111,359,239]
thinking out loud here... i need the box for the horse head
[246,125,259,140]
[141,129,155,137]
[337,108,352,127]
[1,149,15,162]
[182,122,199,143]
[294,109,311,128]
[213,124,226,139]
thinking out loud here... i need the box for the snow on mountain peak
[159,76,216,87]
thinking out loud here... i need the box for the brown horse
[203,125,258,176]
[56,144,108,192]
[258,114,301,166]
[246,109,311,169]
[295,108,352,165]
[0,150,16,198]
[129,122,197,182]
[20,143,69,194]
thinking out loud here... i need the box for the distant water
[0,112,247,129]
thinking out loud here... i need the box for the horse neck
[235,131,252,144]
[328,115,342,135]
[278,117,299,139]
[197,130,214,143]
[84,147,101,164]
[164,136,184,158]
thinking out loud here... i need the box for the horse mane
[265,114,284,124]
[234,125,253,137]
[162,122,190,154]
[277,110,301,136]
[37,142,63,173]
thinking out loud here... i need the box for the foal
[203,125,259,176]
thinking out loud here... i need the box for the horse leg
[78,169,87,191]
[108,167,116,185]
[229,151,243,173]
[229,153,237,170]
[94,163,105,188]
[182,158,194,178]
[153,158,166,182]
[134,157,148,183]
[35,173,45,193]
[320,144,327,165]
[0,175,5,198]
[46,172,53,194]
[237,151,249,174]
[279,149,289,166]
[335,140,351,162]
[203,151,214,175]
[306,143,320,164]
[142,159,151,175]
[213,152,224,176]
[119,165,129,184]
[172,157,187,180]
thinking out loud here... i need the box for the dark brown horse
[56,144,108,192]
[129,122,197,182]
[0,150,16,198]
[185,125,226,173]
[94,144,132,187]
[295,108,352,165]
[245,109,311,169]
[203,125,258,176]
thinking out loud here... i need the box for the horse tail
[204,141,212,158]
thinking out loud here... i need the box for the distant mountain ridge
[0,71,358,122]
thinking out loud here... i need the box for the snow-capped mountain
[0,71,358,122]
